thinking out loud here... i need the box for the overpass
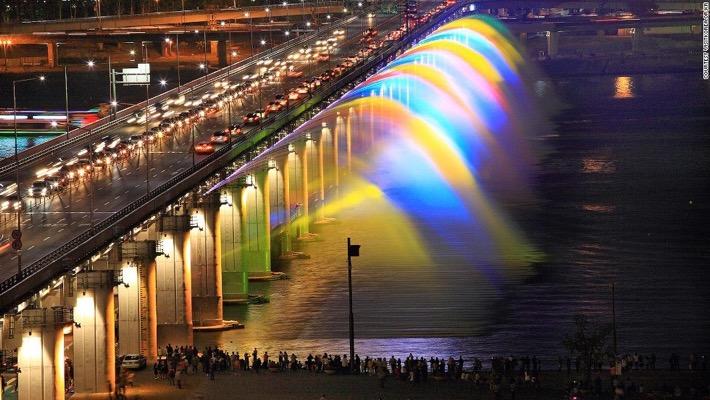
[0,1,348,35]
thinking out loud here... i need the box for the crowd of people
[139,346,709,399]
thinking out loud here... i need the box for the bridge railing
[0,14,355,178]
[0,2,474,311]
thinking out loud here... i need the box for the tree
[563,314,612,385]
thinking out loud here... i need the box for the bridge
[0,2,347,35]
[0,1,473,397]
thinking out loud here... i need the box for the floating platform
[193,320,244,332]
[248,271,288,282]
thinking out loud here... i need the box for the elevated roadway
[0,0,460,311]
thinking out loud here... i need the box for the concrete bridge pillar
[286,144,310,239]
[239,170,272,278]
[277,157,295,257]
[217,40,228,67]
[218,186,249,302]
[155,215,193,347]
[99,240,158,359]
[162,41,172,57]
[333,113,343,192]
[116,260,157,360]
[632,27,644,53]
[266,160,289,257]
[315,122,336,224]
[17,308,67,400]
[546,31,559,58]
[345,107,355,173]
[189,201,223,327]
[72,271,115,395]
[46,42,57,68]
[518,32,527,47]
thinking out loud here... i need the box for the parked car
[121,354,147,370]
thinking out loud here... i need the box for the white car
[121,354,147,370]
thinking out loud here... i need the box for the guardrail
[0,1,474,312]
[0,15,356,178]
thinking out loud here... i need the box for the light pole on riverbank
[12,75,45,275]
[347,237,360,372]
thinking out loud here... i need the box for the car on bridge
[265,101,284,115]
[194,141,215,155]
[210,130,230,144]
[0,185,20,211]
[228,124,243,136]
[27,180,50,197]
[243,112,263,126]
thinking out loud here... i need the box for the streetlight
[12,75,45,275]
[285,30,290,36]
[346,237,361,372]
[245,12,254,56]
[87,60,95,68]
[159,79,167,86]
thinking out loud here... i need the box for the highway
[0,12,413,281]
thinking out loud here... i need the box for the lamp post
[203,28,208,80]
[63,65,70,139]
[346,237,360,372]
[12,75,45,275]
[265,7,273,50]
[245,12,254,57]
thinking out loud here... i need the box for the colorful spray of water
[213,15,542,286]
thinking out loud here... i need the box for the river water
[192,72,710,364]
[3,67,709,363]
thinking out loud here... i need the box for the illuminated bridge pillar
[267,159,291,257]
[546,31,559,58]
[46,42,57,68]
[315,122,336,224]
[17,307,68,400]
[333,113,344,189]
[97,240,158,359]
[189,199,224,327]
[294,137,320,240]
[269,157,293,258]
[286,143,310,239]
[116,260,157,359]
[240,170,272,278]
[72,271,115,395]
[344,107,355,173]
[219,185,249,302]
[155,214,193,347]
